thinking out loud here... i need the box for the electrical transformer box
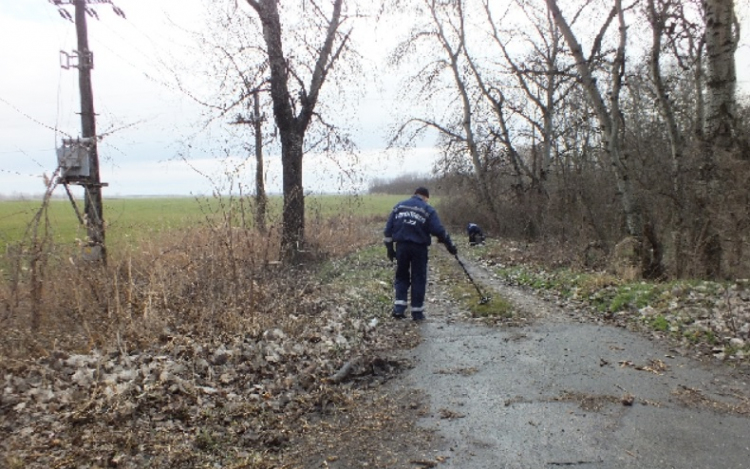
[57,141,90,180]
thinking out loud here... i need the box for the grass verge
[468,238,750,362]
[430,248,513,322]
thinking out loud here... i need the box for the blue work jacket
[467,223,483,236]
[384,195,448,246]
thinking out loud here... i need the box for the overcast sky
[0,1,748,198]
[0,0,436,197]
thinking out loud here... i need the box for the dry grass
[0,211,374,362]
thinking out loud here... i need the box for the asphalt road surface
[393,263,750,469]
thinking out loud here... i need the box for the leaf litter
[0,248,435,468]
[4,236,750,468]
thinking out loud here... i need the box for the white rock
[19,426,34,436]
[195,358,210,375]
[28,387,55,403]
[65,354,95,368]
[102,373,118,386]
[71,369,94,387]
[117,369,138,382]
[219,373,233,384]
[729,338,746,348]
[335,334,348,346]
[115,382,133,395]
[264,328,286,340]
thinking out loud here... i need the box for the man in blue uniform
[383,187,458,321]
[467,222,486,246]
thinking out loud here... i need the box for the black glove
[443,236,458,255]
[386,243,396,262]
[446,241,458,256]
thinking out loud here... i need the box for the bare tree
[645,0,690,275]
[483,0,573,189]
[232,91,270,233]
[390,0,502,227]
[170,5,274,233]
[688,0,741,276]
[646,0,741,277]
[244,0,352,260]
[546,0,664,277]
[473,0,580,237]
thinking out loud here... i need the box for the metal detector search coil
[454,254,492,304]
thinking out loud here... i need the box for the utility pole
[231,91,268,233]
[74,0,105,262]
[53,0,124,263]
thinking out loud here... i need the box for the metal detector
[453,254,492,304]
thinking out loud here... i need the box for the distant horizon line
[0,190,388,201]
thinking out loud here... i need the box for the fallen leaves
[434,366,478,376]
[0,302,404,467]
[641,359,669,374]
[0,245,435,468]
[552,391,621,412]
[621,393,635,406]
[438,408,466,419]
[672,385,750,415]
[618,358,670,375]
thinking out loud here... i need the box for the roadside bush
[0,208,372,360]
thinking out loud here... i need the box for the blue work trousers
[393,242,429,315]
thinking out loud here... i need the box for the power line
[0,96,72,138]
[0,148,57,155]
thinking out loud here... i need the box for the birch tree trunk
[647,0,685,277]
[429,0,502,228]
[546,4,641,231]
[546,0,663,277]
[690,0,739,276]
[703,0,738,149]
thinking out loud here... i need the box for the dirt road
[390,258,750,468]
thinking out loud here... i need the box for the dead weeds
[672,385,750,416]
[0,217,424,468]
[551,391,622,412]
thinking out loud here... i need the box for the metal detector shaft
[453,254,491,303]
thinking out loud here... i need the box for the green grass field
[0,194,406,253]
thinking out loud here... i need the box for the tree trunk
[252,92,267,233]
[434,0,502,228]
[688,0,739,277]
[251,0,299,258]
[547,0,662,277]
[281,131,304,258]
[546,0,641,236]
[648,0,686,277]
[247,0,345,261]
[703,0,738,150]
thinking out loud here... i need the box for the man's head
[414,186,430,200]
